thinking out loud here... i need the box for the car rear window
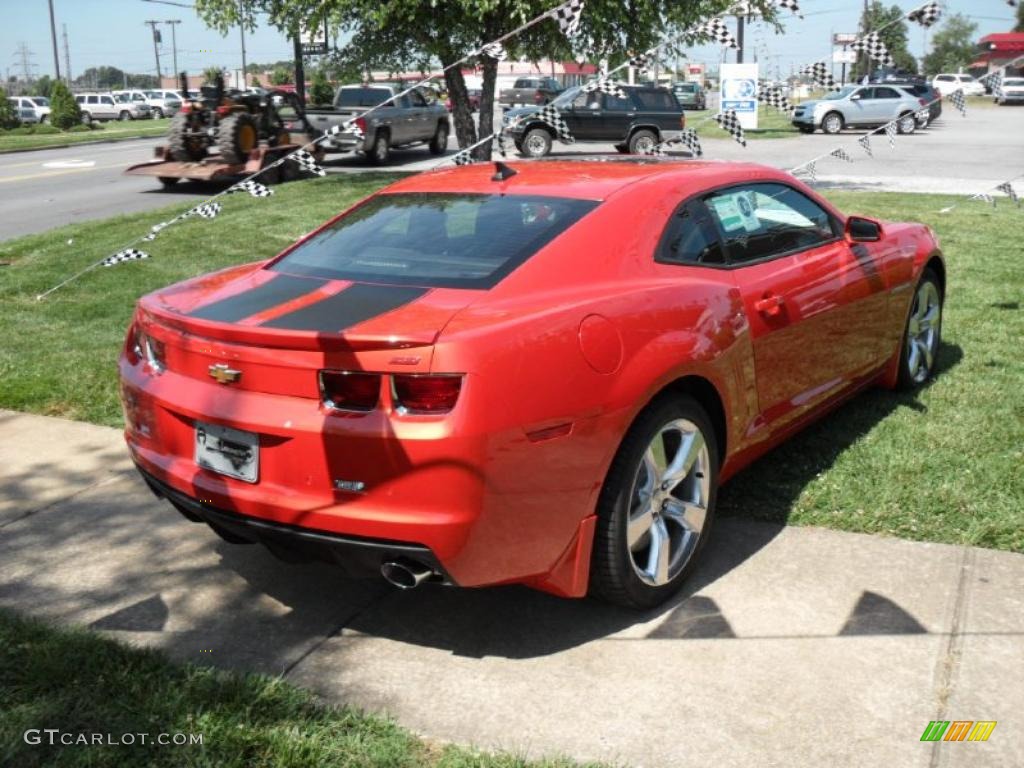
[675,83,697,93]
[270,193,599,289]
[337,88,394,107]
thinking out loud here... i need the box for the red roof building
[971,32,1024,76]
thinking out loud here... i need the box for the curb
[0,133,164,155]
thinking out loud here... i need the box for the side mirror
[846,216,882,242]
[850,93,862,100]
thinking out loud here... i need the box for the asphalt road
[2,103,1022,242]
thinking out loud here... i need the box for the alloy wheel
[526,133,547,156]
[823,114,842,134]
[626,419,710,587]
[906,280,941,383]
[632,135,655,154]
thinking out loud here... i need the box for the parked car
[932,73,985,97]
[305,84,450,164]
[995,77,1024,105]
[882,81,942,124]
[75,93,132,122]
[672,81,707,110]
[143,90,182,118]
[120,158,945,608]
[112,90,154,119]
[446,88,482,112]
[506,84,686,157]
[791,84,926,134]
[7,96,50,123]
[499,77,563,108]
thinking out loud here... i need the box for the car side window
[656,200,725,266]
[703,183,839,265]
[635,90,674,109]
[571,90,600,110]
[604,93,632,111]
[874,87,900,99]
[408,90,427,107]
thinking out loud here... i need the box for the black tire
[590,394,720,610]
[152,107,164,119]
[216,112,259,164]
[157,176,180,188]
[897,112,916,135]
[614,143,630,154]
[797,125,815,134]
[821,111,843,135]
[519,127,552,158]
[428,121,449,155]
[896,268,943,391]
[119,110,132,121]
[628,128,658,155]
[368,129,390,165]
[167,112,208,162]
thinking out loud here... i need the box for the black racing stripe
[261,283,429,332]
[189,274,326,323]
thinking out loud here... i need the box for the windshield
[823,86,857,101]
[676,83,697,92]
[1004,78,1024,86]
[337,87,393,107]
[30,97,50,106]
[270,193,598,289]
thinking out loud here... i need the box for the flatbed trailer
[124,139,322,189]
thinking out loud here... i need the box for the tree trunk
[475,56,499,160]
[442,57,477,150]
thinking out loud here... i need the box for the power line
[13,42,37,83]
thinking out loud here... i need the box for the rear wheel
[152,107,164,119]
[519,127,552,158]
[216,112,259,164]
[157,176,180,188]
[896,269,943,390]
[167,112,208,162]
[428,122,449,155]
[628,129,658,155]
[368,130,390,165]
[897,112,916,134]
[590,395,719,609]
[822,111,843,134]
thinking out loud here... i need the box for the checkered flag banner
[535,103,574,143]
[830,148,854,163]
[495,131,509,159]
[796,161,817,183]
[328,119,364,141]
[696,18,739,49]
[980,70,1003,97]
[141,219,176,242]
[915,107,930,124]
[850,32,895,67]
[582,77,628,98]
[227,179,273,197]
[757,86,793,114]
[885,120,898,148]
[972,192,996,207]
[713,109,746,147]
[479,42,507,61]
[947,88,967,116]
[858,134,873,158]
[679,128,703,157]
[288,149,326,177]
[802,61,840,91]
[552,0,584,38]
[452,148,476,166]
[997,182,1020,206]
[777,0,803,17]
[907,1,941,27]
[189,202,223,219]
[101,248,149,267]
[629,53,650,68]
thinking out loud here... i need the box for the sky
[3,0,1019,82]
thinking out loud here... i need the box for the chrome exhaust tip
[381,559,435,589]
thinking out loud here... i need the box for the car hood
[504,105,541,121]
[794,99,828,111]
[139,262,484,352]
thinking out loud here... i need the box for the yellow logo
[208,363,241,385]
[920,721,997,742]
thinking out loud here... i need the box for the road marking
[42,159,96,169]
[0,162,129,184]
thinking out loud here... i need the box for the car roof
[385,158,792,201]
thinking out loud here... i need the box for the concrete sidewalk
[1,409,1021,767]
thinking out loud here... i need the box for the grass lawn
[688,106,797,139]
[0,178,1021,553]
[0,118,171,153]
[0,609,593,768]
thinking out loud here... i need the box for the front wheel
[821,111,843,134]
[152,108,164,119]
[119,110,132,121]
[519,127,552,158]
[896,269,943,390]
[590,395,719,609]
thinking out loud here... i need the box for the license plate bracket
[194,421,259,483]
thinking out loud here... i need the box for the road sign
[720,62,759,130]
[833,33,858,45]
[300,15,327,56]
[833,50,857,64]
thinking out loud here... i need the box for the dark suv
[505,84,686,157]
[881,81,942,124]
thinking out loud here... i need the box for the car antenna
[491,161,518,181]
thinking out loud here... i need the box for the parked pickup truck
[305,84,450,164]
[504,84,686,157]
[499,77,563,108]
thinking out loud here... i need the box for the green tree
[310,67,334,105]
[48,80,82,129]
[851,1,917,79]
[202,66,224,85]
[922,14,978,76]
[269,65,292,85]
[1014,2,1024,33]
[250,73,261,87]
[194,0,775,157]
[34,75,54,98]
[0,86,19,129]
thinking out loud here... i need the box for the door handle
[754,293,785,317]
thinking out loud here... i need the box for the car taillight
[392,375,462,414]
[353,116,367,135]
[216,105,232,116]
[534,92,544,104]
[320,371,381,412]
[919,98,929,106]
[128,325,165,372]
[180,103,192,114]
[680,113,686,129]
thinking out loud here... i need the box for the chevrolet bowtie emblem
[208,363,241,384]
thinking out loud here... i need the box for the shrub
[68,123,99,133]
[49,81,82,130]
[310,68,334,106]
[0,87,19,130]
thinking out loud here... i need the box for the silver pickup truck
[306,84,451,164]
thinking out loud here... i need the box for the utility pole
[292,34,305,105]
[47,0,61,81]
[164,20,181,84]
[239,7,248,89]
[144,21,162,80]
[736,16,745,64]
[62,24,71,84]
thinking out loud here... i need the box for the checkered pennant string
[757,86,793,114]
[288,149,326,177]
[582,77,628,98]
[328,119,363,140]
[552,0,584,38]
[187,202,222,219]
[980,70,1003,98]
[535,103,574,143]
[494,131,509,159]
[907,1,941,27]
[680,128,703,158]
[629,53,650,68]
[713,109,746,147]
[850,32,895,67]
[141,219,175,242]
[915,107,931,125]
[947,88,967,116]
[479,42,507,61]
[802,61,840,91]
[884,120,898,148]
[996,182,1020,206]
[226,179,273,197]
[452,148,476,166]
[101,248,149,267]
[830,148,854,163]
[777,0,803,17]
[858,134,873,158]
[973,192,996,207]
[796,161,817,183]
[696,18,739,49]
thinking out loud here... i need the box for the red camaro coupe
[120,159,944,608]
